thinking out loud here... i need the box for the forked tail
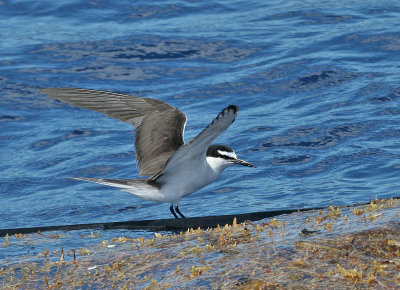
[71,177,165,202]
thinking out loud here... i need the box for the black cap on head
[206,144,234,158]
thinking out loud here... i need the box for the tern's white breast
[158,156,227,203]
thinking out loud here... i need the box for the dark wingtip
[227,105,239,114]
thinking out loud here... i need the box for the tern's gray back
[40,88,187,176]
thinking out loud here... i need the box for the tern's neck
[206,156,230,175]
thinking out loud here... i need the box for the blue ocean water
[1,0,400,232]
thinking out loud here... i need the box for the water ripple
[256,122,369,150]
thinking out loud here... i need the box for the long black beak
[233,158,256,168]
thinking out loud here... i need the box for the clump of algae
[1,198,400,288]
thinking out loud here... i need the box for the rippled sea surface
[1,0,400,231]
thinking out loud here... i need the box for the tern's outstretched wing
[40,88,186,176]
[150,105,238,181]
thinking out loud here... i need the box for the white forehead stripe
[217,150,237,159]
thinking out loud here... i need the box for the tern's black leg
[170,204,179,219]
[175,205,186,218]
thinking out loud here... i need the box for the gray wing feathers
[135,110,186,175]
[187,105,238,151]
[40,88,186,176]
[153,105,238,178]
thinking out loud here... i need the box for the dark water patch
[22,66,161,81]
[358,82,389,95]
[286,148,385,178]
[75,66,105,72]
[0,74,8,82]
[16,37,258,86]
[300,12,361,25]
[0,83,64,109]
[358,83,400,105]
[325,32,400,54]
[360,6,400,15]
[258,123,368,150]
[70,129,89,136]
[26,156,71,171]
[251,59,311,81]
[24,203,117,224]
[264,10,362,25]
[358,33,400,52]
[114,49,199,60]
[110,204,143,214]
[171,60,319,100]
[375,129,400,140]
[97,151,136,160]
[33,37,257,64]
[0,115,25,122]
[376,108,400,116]
[288,70,359,91]
[70,165,117,177]
[21,65,213,82]
[297,70,336,85]
[228,63,362,100]
[0,176,43,198]
[249,126,276,133]
[0,1,201,21]
[0,135,19,143]
[31,129,93,150]
[272,155,313,165]
[342,161,399,182]
[369,96,393,103]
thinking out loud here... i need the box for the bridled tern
[40,88,255,218]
